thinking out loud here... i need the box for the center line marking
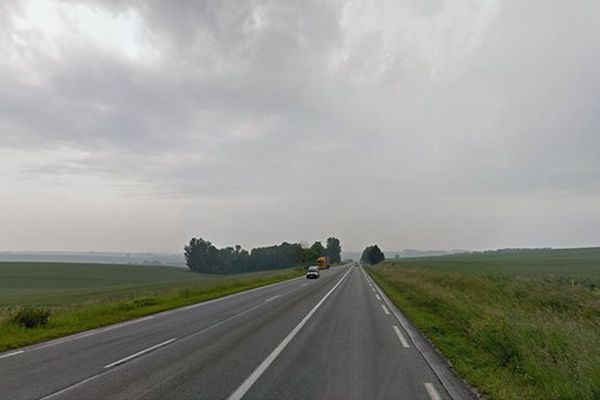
[227,267,353,400]
[424,382,442,400]
[264,295,281,303]
[393,325,410,348]
[103,338,177,369]
[381,304,390,315]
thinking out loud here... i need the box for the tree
[184,237,343,273]
[184,238,215,273]
[310,241,325,256]
[325,237,342,264]
[361,245,385,265]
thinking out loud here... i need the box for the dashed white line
[381,304,390,315]
[227,267,353,400]
[103,338,177,369]
[424,382,442,400]
[393,325,410,348]
[371,288,376,293]
[30,316,156,352]
[375,294,381,301]
[0,350,24,359]
[39,373,107,400]
[264,295,281,303]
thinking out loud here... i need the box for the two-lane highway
[0,264,474,399]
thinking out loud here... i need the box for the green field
[368,247,600,400]
[0,262,301,351]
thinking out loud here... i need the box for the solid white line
[0,350,24,359]
[424,382,442,400]
[227,267,353,400]
[381,304,390,315]
[375,294,381,301]
[393,325,410,348]
[264,295,281,303]
[103,338,177,369]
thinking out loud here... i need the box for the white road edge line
[424,382,442,400]
[36,268,357,400]
[32,316,156,352]
[393,325,410,348]
[103,338,177,369]
[0,350,24,359]
[381,304,390,315]
[15,265,319,355]
[227,266,354,400]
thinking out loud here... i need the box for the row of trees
[184,237,342,274]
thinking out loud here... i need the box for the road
[0,264,475,400]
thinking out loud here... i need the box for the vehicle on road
[306,266,320,279]
[316,256,330,269]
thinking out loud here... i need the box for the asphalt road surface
[0,264,475,400]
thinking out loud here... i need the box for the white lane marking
[37,269,357,400]
[0,350,24,359]
[301,283,307,287]
[26,271,310,353]
[264,295,281,303]
[424,382,442,400]
[227,267,353,400]
[30,316,155,352]
[375,294,381,301]
[393,325,410,348]
[103,338,177,369]
[371,288,376,293]
[381,304,390,315]
[39,373,108,400]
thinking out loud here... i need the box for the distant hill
[342,249,469,261]
[387,249,469,258]
[0,251,187,267]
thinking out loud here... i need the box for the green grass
[368,248,600,400]
[0,262,302,352]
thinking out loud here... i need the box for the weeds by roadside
[368,262,600,400]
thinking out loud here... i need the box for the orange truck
[316,256,330,270]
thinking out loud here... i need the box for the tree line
[184,237,342,274]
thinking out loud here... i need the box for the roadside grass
[0,262,302,352]
[367,249,600,400]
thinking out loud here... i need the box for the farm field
[0,262,301,351]
[368,247,600,400]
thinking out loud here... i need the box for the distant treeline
[184,237,342,274]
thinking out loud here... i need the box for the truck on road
[316,256,330,270]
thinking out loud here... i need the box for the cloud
[1,0,599,251]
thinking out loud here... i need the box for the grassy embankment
[367,248,600,400]
[0,262,302,352]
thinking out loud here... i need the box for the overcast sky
[1,0,599,253]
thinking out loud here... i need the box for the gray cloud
[1,0,599,252]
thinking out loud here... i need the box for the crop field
[367,247,600,400]
[0,262,301,351]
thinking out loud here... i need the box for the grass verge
[367,261,600,400]
[0,267,302,352]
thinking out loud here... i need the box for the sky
[1,0,599,253]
